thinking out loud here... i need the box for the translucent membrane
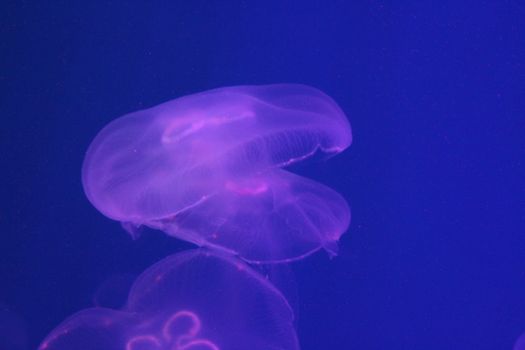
[82,84,352,262]
[39,250,299,350]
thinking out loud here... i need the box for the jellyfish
[515,333,525,350]
[39,249,299,350]
[82,84,352,262]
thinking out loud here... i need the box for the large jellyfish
[39,249,299,350]
[82,84,352,262]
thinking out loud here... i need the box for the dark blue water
[2,1,524,349]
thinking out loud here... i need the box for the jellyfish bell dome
[39,249,300,350]
[82,84,352,262]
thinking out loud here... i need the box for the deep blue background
[1,1,524,349]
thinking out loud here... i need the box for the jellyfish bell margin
[39,249,300,350]
[82,84,352,263]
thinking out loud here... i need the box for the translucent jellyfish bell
[82,84,352,262]
[39,249,299,350]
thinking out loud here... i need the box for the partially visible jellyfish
[515,333,525,350]
[39,249,299,350]
[82,84,352,262]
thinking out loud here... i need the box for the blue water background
[1,1,524,349]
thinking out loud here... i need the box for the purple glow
[515,333,525,350]
[39,250,299,350]
[82,84,352,262]
[126,335,161,350]
[123,310,216,350]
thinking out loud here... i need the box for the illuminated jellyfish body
[39,249,299,350]
[82,84,352,262]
